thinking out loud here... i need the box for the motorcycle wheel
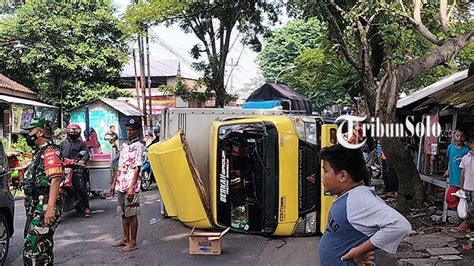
[141,171,151,191]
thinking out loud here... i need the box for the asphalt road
[6,187,320,265]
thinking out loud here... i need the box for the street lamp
[274,65,297,84]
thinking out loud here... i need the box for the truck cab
[148,109,336,236]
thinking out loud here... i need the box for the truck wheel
[141,171,151,191]
[0,214,10,265]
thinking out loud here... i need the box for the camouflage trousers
[23,195,63,266]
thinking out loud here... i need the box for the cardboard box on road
[189,227,230,255]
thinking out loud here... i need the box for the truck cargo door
[147,131,212,229]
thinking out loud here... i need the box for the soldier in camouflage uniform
[22,118,64,266]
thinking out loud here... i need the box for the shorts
[117,192,140,217]
[445,186,460,209]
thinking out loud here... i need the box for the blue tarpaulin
[242,100,282,109]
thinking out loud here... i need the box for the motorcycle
[61,158,90,213]
[140,151,154,191]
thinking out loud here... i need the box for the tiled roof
[0,73,36,95]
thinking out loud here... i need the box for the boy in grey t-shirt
[319,144,411,265]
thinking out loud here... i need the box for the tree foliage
[281,48,357,110]
[258,18,323,81]
[288,1,473,111]
[288,0,473,212]
[0,1,129,109]
[258,18,357,110]
[125,0,281,107]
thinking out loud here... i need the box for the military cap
[23,118,53,130]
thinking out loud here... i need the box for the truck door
[147,131,212,229]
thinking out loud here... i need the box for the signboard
[147,96,176,115]
[70,109,119,150]
[11,104,34,132]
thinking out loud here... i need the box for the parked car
[0,142,14,265]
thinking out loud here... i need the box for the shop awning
[0,95,56,108]
[397,70,469,109]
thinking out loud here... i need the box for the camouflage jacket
[24,141,64,215]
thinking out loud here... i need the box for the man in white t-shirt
[460,137,473,250]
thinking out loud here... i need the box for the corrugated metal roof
[0,74,36,95]
[411,75,474,111]
[69,98,143,116]
[0,94,56,108]
[99,98,143,117]
[397,70,469,109]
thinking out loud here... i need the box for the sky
[113,0,289,99]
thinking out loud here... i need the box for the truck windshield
[216,122,278,234]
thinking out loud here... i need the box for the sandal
[84,208,91,218]
[462,242,472,251]
[112,239,127,247]
[122,244,138,252]
[450,227,470,233]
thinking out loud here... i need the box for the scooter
[140,151,154,191]
[61,158,89,213]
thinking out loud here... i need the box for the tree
[0,1,129,109]
[258,18,359,111]
[280,48,357,111]
[126,0,281,107]
[258,18,323,81]
[289,1,473,211]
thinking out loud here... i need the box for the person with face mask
[59,123,91,218]
[22,118,64,265]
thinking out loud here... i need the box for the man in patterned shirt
[110,118,144,252]
[22,118,64,265]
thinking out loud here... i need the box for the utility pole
[230,58,234,94]
[145,29,153,128]
[225,58,236,95]
[132,48,140,112]
[138,34,147,127]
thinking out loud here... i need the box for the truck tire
[0,214,10,265]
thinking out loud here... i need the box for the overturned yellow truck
[148,108,337,236]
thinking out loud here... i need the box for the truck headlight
[304,211,317,234]
[291,116,317,145]
[293,211,318,235]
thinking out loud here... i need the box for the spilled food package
[189,227,230,255]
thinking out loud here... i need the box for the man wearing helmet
[60,123,91,218]
[149,124,160,147]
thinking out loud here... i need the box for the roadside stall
[397,68,474,222]
[68,98,143,193]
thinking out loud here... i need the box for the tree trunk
[213,72,226,108]
[376,67,425,213]
[380,137,425,212]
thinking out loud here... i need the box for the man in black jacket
[60,124,91,217]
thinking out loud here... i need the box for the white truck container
[160,108,288,182]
